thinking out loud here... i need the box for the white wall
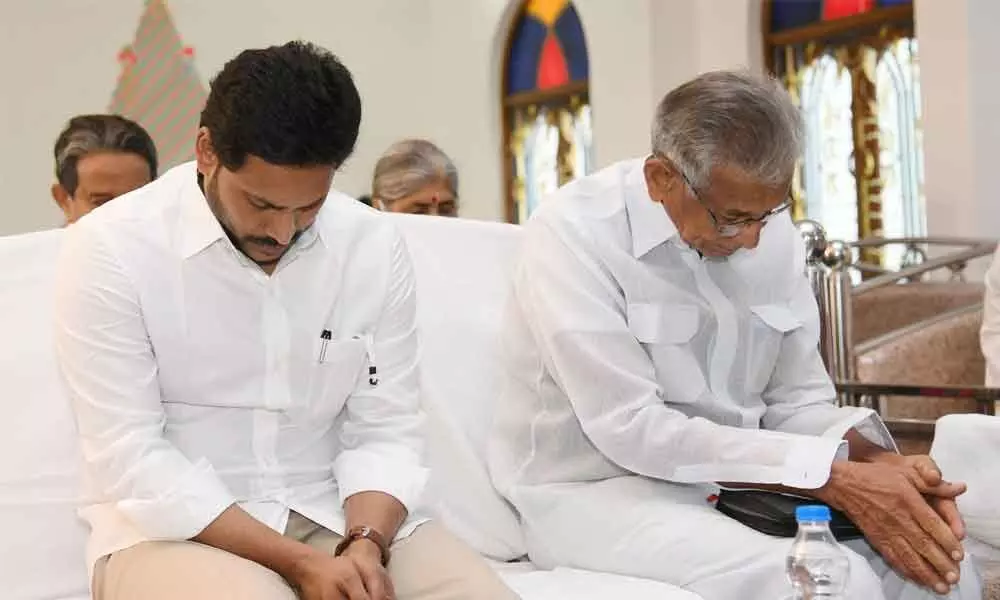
[0,1,587,233]
[0,0,513,234]
[2,0,996,243]
[0,0,762,236]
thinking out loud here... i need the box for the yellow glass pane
[526,0,568,27]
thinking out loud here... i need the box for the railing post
[796,221,856,407]
[796,220,833,368]
[823,241,856,406]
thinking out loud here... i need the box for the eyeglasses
[657,155,791,238]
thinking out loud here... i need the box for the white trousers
[512,476,982,600]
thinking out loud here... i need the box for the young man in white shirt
[55,41,515,600]
[489,70,981,600]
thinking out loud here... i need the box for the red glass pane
[822,0,874,20]
[537,33,569,90]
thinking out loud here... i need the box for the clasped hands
[290,538,394,600]
[815,451,966,595]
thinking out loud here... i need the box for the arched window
[764,0,922,268]
[502,0,592,224]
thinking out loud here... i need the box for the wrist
[814,460,851,507]
[335,525,391,566]
[280,544,326,586]
[343,537,384,563]
[864,449,903,466]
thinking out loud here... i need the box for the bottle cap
[795,504,832,523]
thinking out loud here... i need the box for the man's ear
[643,157,676,203]
[194,127,218,176]
[51,183,73,223]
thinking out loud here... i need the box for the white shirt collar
[176,161,327,261]
[623,160,679,258]
[178,164,225,259]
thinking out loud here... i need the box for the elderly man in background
[490,70,981,600]
[50,114,158,224]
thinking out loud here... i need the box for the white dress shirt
[490,159,894,499]
[54,162,428,576]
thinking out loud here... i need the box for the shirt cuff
[822,406,898,453]
[333,446,429,513]
[116,458,234,540]
[780,436,848,489]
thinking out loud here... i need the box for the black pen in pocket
[319,329,332,363]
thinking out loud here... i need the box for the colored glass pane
[537,35,569,90]
[770,0,909,32]
[554,5,589,82]
[506,1,588,94]
[823,0,874,20]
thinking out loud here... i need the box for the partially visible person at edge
[489,69,982,600]
[51,114,157,224]
[55,41,517,600]
[370,139,459,217]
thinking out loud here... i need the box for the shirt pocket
[746,303,803,393]
[627,302,706,405]
[306,337,368,419]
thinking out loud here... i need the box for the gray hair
[371,139,458,205]
[54,114,158,196]
[651,70,802,189]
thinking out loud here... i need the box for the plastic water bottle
[786,505,851,599]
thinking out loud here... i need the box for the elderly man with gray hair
[489,70,981,599]
[50,114,158,224]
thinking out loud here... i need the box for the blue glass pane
[507,15,548,94]
[877,0,912,6]
[553,4,589,82]
[770,0,822,31]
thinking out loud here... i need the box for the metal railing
[835,382,999,418]
[795,220,997,409]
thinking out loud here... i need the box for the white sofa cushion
[931,413,1000,554]
[0,228,90,600]
[388,213,527,560]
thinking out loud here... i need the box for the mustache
[248,236,285,248]
[247,230,305,248]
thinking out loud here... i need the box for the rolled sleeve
[333,230,428,513]
[55,222,234,540]
[117,459,234,539]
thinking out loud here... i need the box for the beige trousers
[93,514,519,600]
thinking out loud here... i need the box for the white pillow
[0,228,91,599]
[931,413,1000,552]
[389,213,527,560]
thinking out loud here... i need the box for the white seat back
[0,228,90,599]
[388,213,526,560]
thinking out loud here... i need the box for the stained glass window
[799,55,857,245]
[876,38,925,269]
[503,0,592,223]
[765,0,922,269]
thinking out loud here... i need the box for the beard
[203,168,304,268]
